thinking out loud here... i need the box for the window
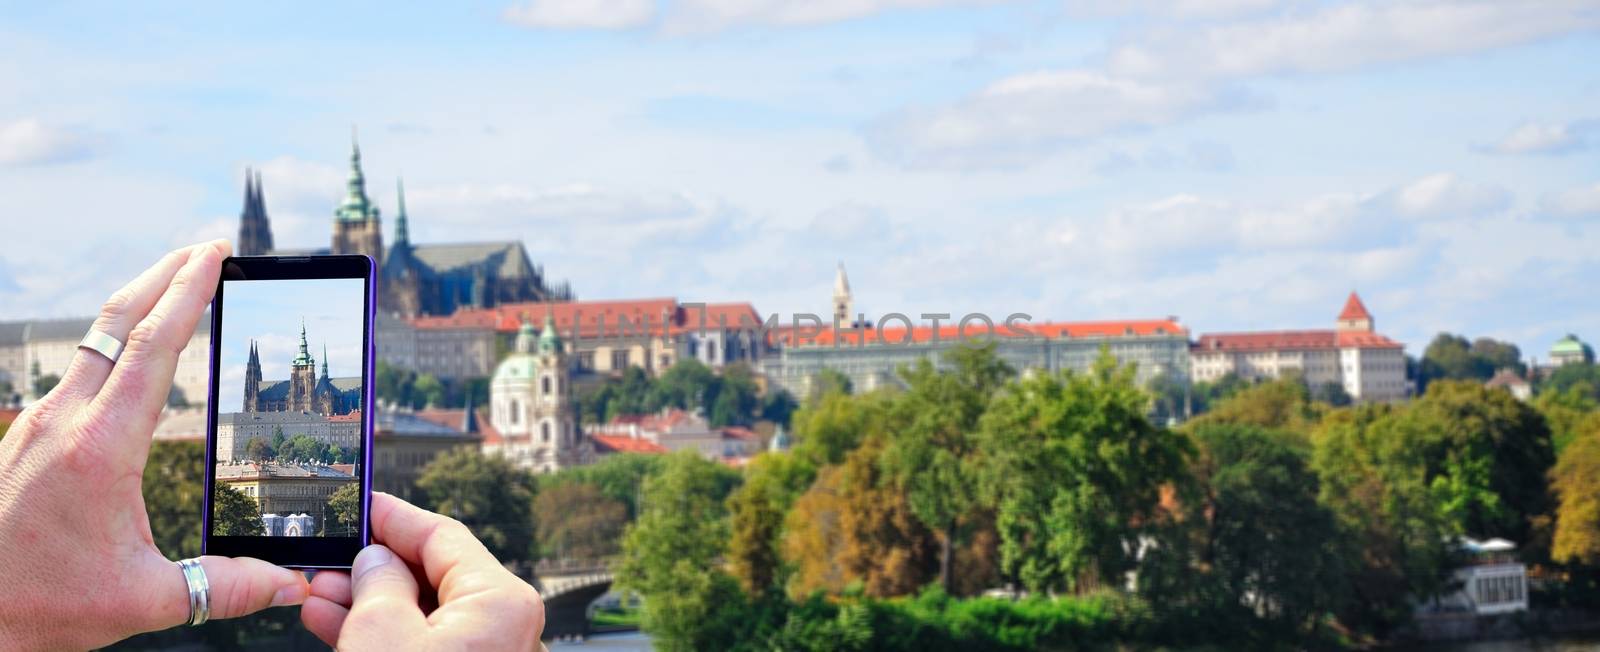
[541,422,551,443]
[541,376,551,395]
[612,350,628,370]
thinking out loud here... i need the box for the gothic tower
[382,178,424,317]
[331,130,384,268]
[832,262,853,326]
[288,320,318,413]
[243,340,262,412]
[237,168,275,256]
[313,342,336,415]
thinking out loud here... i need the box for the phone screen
[210,276,367,542]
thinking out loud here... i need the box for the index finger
[89,240,228,455]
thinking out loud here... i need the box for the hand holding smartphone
[203,255,376,569]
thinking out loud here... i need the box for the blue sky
[215,278,365,414]
[1,1,1598,359]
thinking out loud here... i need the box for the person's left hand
[0,240,310,650]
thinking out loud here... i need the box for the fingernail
[270,583,307,607]
[352,545,394,581]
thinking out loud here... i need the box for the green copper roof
[1551,334,1587,355]
[335,130,380,223]
[292,319,314,366]
[539,309,561,354]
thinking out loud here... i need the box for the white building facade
[487,315,590,473]
[1190,293,1407,403]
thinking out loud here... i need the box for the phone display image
[211,277,365,539]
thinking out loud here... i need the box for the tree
[808,368,854,403]
[760,389,799,427]
[1542,362,1600,403]
[1192,376,1322,434]
[1183,424,1347,637]
[1404,380,1554,545]
[977,351,1190,594]
[1551,425,1600,566]
[417,448,538,564]
[618,451,743,652]
[652,359,718,412]
[1535,385,1600,453]
[412,373,446,409]
[244,436,274,461]
[709,363,761,427]
[284,434,329,463]
[879,343,1012,593]
[1418,333,1523,389]
[144,440,206,559]
[784,437,939,599]
[727,452,817,596]
[1313,406,1457,636]
[789,390,887,466]
[535,482,628,560]
[540,453,664,520]
[1311,381,1352,407]
[33,373,60,398]
[212,485,265,536]
[323,483,361,537]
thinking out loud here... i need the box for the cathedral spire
[293,318,313,366]
[321,342,330,378]
[394,177,410,246]
[335,127,377,223]
[238,167,275,256]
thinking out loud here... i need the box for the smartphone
[202,255,376,569]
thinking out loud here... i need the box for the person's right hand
[300,492,545,650]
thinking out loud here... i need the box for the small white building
[1422,538,1529,616]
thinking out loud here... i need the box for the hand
[300,492,545,650]
[0,241,310,650]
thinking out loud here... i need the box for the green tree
[1536,385,1600,453]
[1311,381,1353,407]
[1184,424,1347,637]
[1542,362,1600,403]
[808,368,854,404]
[323,483,361,537]
[144,440,206,559]
[652,358,718,412]
[412,373,446,409]
[1419,333,1523,388]
[417,448,538,564]
[1192,376,1322,434]
[212,484,265,536]
[618,451,743,651]
[244,436,273,461]
[34,373,60,398]
[790,390,887,466]
[709,363,761,427]
[1404,380,1554,544]
[540,452,665,520]
[760,389,799,427]
[727,452,817,596]
[880,342,1012,593]
[534,482,628,560]
[977,351,1190,594]
[1313,406,1457,636]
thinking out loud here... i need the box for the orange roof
[609,409,699,432]
[1338,292,1372,321]
[592,434,668,454]
[1194,329,1403,352]
[720,426,758,441]
[784,318,1186,347]
[328,410,362,422]
[680,303,765,332]
[409,298,769,339]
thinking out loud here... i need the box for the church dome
[493,318,544,384]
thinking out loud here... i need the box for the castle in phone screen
[212,278,364,538]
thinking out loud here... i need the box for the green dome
[539,311,561,354]
[493,352,541,381]
[1551,334,1587,355]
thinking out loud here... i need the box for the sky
[215,278,366,414]
[1,0,1598,359]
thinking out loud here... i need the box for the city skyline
[2,2,1598,359]
[216,278,366,414]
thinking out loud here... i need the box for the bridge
[531,558,617,641]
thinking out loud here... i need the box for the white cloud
[1386,172,1510,220]
[503,0,1001,33]
[866,71,1223,168]
[0,118,100,166]
[1073,0,1286,19]
[1107,0,1600,80]
[1484,120,1588,155]
[503,0,656,30]
[1544,182,1600,217]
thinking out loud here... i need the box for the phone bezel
[201,255,376,569]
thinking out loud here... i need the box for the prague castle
[237,135,573,318]
[242,320,360,416]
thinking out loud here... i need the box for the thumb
[147,555,309,630]
[342,545,428,646]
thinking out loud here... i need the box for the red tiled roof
[411,298,771,339]
[413,408,467,431]
[592,434,668,455]
[782,318,1186,347]
[609,409,697,432]
[328,410,362,422]
[679,303,764,332]
[474,408,502,446]
[1193,329,1403,352]
[1338,292,1372,321]
[720,426,757,441]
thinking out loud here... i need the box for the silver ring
[177,558,211,626]
[78,329,125,364]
